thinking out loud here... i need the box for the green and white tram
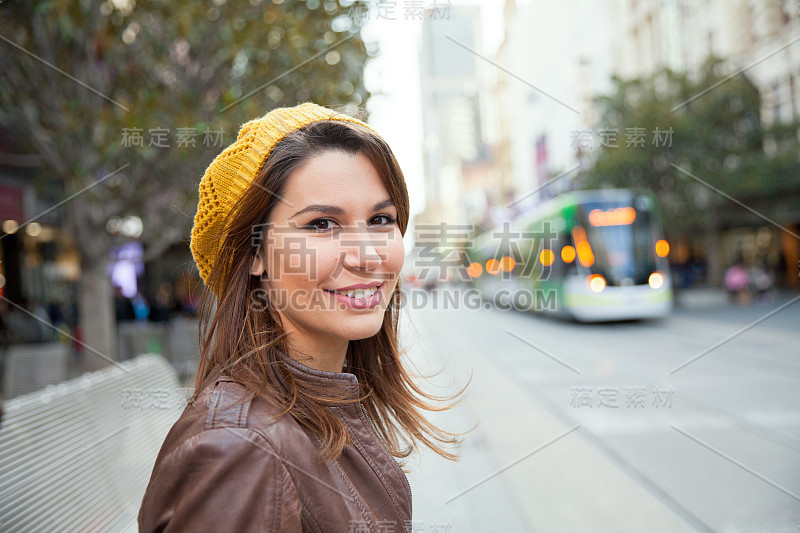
[466,189,673,322]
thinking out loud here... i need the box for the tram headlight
[467,262,483,278]
[539,249,554,266]
[586,274,606,293]
[561,245,576,263]
[500,256,516,272]
[649,272,665,289]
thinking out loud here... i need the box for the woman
[138,102,466,532]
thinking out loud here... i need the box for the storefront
[0,179,82,338]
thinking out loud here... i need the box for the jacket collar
[199,349,362,406]
[277,349,361,405]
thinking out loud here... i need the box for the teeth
[334,286,378,299]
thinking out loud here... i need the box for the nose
[340,225,386,272]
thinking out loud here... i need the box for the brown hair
[192,119,468,465]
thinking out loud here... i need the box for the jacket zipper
[358,402,413,506]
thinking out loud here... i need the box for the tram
[466,189,673,322]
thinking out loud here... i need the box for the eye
[370,214,396,226]
[304,218,338,232]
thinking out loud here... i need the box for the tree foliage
[0,0,372,365]
[578,58,800,235]
[0,0,372,266]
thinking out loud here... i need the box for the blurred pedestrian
[724,262,751,305]
[26,298,54,343]
[750,261,775,304]
[131,291,149,321]
[47,299,64,326]
[146,284,173,323]
[6,297,36,343]
[114,285,135,322]
[0,299,9,392]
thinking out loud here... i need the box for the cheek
[385,234,405,273]
[312,240,346,282]
[267,236,343,286]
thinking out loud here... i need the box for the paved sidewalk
[400,313,528,533]
[400,307,696,533]
[673,287,730,309]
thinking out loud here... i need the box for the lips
[324,282,382,300]
[330,282,383,291]
[330,287,377,299]
[325,283,383,309]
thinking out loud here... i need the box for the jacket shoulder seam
[203,379,254,430]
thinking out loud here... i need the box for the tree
[0,0,372,370]
[578,58,800,284]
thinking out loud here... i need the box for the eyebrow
[289,199,395,220]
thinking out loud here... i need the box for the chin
[334,317,384,341]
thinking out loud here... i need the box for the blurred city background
[0,0,798,531]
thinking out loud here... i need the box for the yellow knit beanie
[189,102,374,296]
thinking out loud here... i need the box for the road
[401,286,800,532]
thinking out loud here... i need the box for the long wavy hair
[192,119,468,465]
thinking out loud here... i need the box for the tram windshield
[576,199,658,286]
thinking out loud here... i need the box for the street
[401,287,800,532]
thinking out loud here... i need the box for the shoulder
[139,376,308,532]
[155,375,319,470]
[138,424,303,532]
[200,376,311,445]
[198,375,259,430]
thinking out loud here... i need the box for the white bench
[0,353,187,532]
[3,342,68,399]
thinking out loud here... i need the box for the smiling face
[250,149,405,358]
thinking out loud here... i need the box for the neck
[285,333,349,373]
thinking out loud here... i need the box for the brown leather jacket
[138,355,412,532]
